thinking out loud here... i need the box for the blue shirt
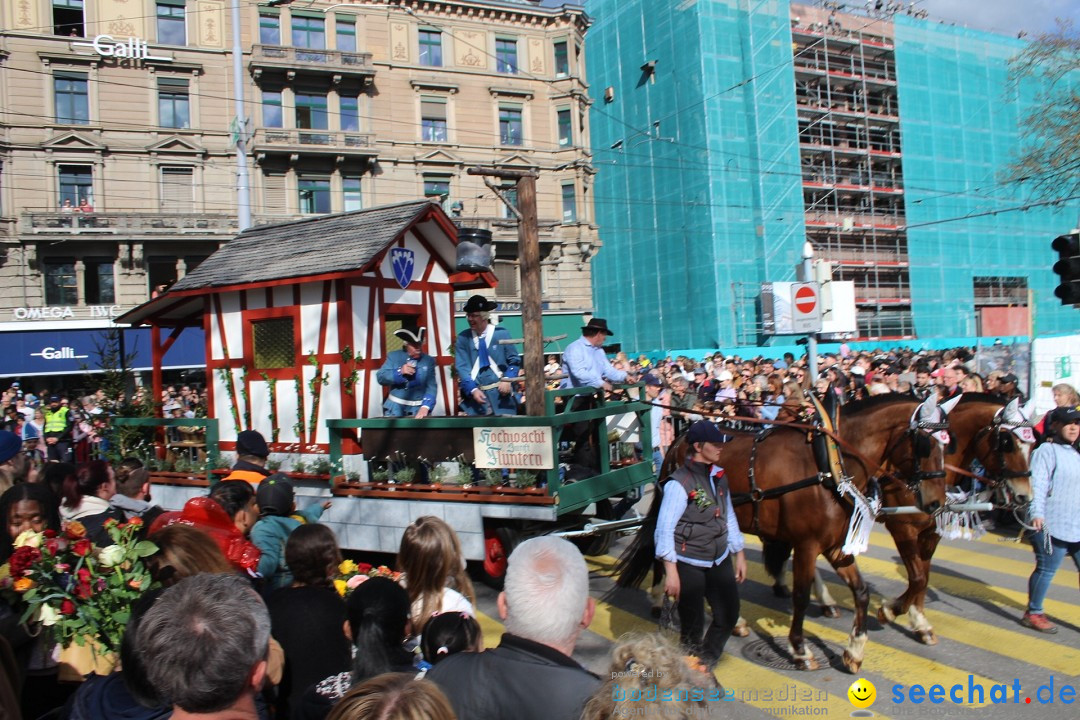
[562,335,627,389]
[655,465,745,567]
[1030,441,1080,543]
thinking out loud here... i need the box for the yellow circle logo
[848,678,876,709]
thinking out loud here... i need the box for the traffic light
[1051,232,1080,305]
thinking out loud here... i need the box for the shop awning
[2,326,205,377]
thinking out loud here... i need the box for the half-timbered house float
[119,199,492,459]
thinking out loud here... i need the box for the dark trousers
[676,556,740,663]
[46,440,70,462]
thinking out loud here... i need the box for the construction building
[586,0,1078,351]
[0,0,595,383]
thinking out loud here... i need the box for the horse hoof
[918,630,938,645]
[877,606,895,624]
[821,605,841,619]
[843,652,863,675]
[796,656,820,671]
[732,623,750,638]
[772,582,792,598]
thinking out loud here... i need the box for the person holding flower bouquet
[654,421,746,668]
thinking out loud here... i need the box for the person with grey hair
[427,536,600,720]
[137,573,272,718]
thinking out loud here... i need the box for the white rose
[37,603,60,627]
[97,544,127,568]
[13,530,43,549]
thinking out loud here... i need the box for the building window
[292,16,326,50]
[252,318,296,370]
[561,183,576,223]
[423,175,450,205]
[298,176,331,214]
[295,92,328,130]
[336,19,356,52]
[500,183,518,220]
[495,38,518,74]
[557,108,572,147]
[493,260,519,298]
[54,72,89,125]
[85,257,115,305]
[554,40,569,77]
[259,12,281,45]
[53,0,84,37]
[158,77,190,129]
[262,91,283,128]
[421,98,447,142]
[45,261,77,305]
[343,175,362,212]
[156,0,186,46]
[160,167,194,212]
[419,30,442,67]
[499,105,523,146]
[340,95,359,131]
[58,165,93,207]
[148,257,177,295]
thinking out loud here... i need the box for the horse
[616,394,949,673]
[875,394,1032,644]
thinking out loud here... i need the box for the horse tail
[763,538,793,581]
[611,478,663,590]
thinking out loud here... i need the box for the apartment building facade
[0,0,595,380]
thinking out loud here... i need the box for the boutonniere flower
[687,485,713,511]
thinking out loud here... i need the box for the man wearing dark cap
[654,420,745,668]
[225,430,272,484]
[454,295,522,416]
[376,323,438,419]
[562,318,632,391]
[42,395,72,462]
[996,373,1025,404]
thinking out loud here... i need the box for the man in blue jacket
[376,323,438,419]
[454,295,521,416]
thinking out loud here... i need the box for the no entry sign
[791,282,822,333]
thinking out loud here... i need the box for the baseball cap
[716,370,733,382]
[998,373,1018,385]
[236,430,270,458]
[686,421,730,444]
[643,374,663,387]
[0,431,21,464]
[255,475,295,516]
[693,366,707,375]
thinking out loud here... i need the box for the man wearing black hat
[654,421,746,668]
[996,373,1025,404]
[376,323,438,419]
[562,318,631,391]
[225,430,273,484]
[454,295,521,416]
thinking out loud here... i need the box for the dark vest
[665,460,729,563]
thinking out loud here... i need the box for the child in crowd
[251,475,331,591]
[397,516,475,635]
[420,611,483,667]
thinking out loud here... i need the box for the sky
[551,0,1080,38]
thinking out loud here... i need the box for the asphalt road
[466,523,1080,720]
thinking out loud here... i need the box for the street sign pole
[801,242,818,377]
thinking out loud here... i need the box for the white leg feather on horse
[813,569,838,607]
[907,606,937,644]
[845,630,868,665]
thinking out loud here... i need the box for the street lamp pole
[802,241,818,378]
[231,0,252,231]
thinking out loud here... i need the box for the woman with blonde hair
[397,516,475,629]
[581,633,719,720]
[147,523,234,586]
[327,673,456,720]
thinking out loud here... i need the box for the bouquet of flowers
[1,518,157,651]
[334,559,403,597]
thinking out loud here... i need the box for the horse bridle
[878,419,949,494]
[965,420,1032,486]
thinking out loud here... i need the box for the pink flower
[346,574,368,589]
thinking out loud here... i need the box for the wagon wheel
[481,526,520,589]
[572,498,614,557]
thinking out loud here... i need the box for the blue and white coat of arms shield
[391,248,415,289]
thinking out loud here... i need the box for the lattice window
[252,318,295,369]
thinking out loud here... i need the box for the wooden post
[467,167,545,416]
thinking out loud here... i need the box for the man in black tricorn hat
[454,295,521,415]
[375,322,437,418]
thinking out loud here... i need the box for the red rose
[103,518,119,530]
[127,517,143,528]
[72,539,93,557]
[60,599,77,615]
[77,567,92,583]
[43,529,58,539]
[73,581,93,599]
[8,546,41,577]
[44,538,60,556]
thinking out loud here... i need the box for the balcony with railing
[250,128,377,159]
[249,45,375,84]
[21,211,238,237]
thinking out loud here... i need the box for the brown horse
[618,394,949,673]
[875,394,1032,643]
